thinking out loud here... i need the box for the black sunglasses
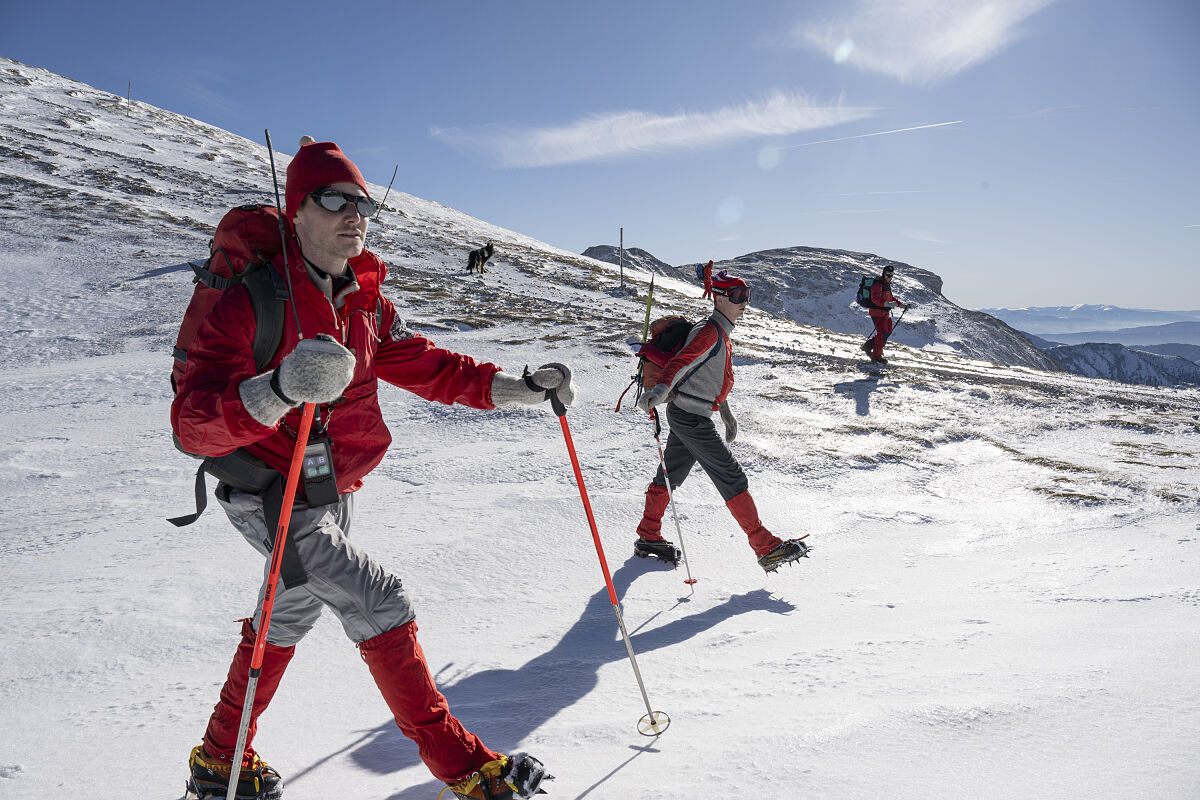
[309,188,378,217]
[715,286,752,304]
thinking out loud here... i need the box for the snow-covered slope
[1136,342,1200,364]
[1047,343,1200,387]
[588,243,1061,371]
[720,246,1062,370]
[3,57,1200,800]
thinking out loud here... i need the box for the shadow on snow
[289,559,795,798]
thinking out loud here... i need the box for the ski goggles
[309,188,378,217]
[713,285,752,305]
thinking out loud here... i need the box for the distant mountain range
[981,305,1200,335]
[1029,321,1200,347]
[985,306,1200,383]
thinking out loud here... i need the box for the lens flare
[717,196,745,227]
[757,145,782,170]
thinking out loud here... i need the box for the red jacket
[869,277,900,319]
[657,311,734,415]
[171,240,501,494]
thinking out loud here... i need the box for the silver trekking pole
[648,409,697,587]
[548,384,670,736]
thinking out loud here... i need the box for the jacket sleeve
[170,287,278,456]
[657,322,719,392]
[373,302,501,409]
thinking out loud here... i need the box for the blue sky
[4,0,1197,309]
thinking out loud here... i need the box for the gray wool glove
[491,363,576,408]
[719,400,737,442]
[636,384,669,414]
[239,334,356,426]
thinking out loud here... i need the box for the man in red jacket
[861,264,910,364]
[634,271,810,573]
[173,140,562,800]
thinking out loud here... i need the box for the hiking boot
[443,753,551,799]
[869,356,888,364]
[187,745,283,800]
[757,538,811,573]
[860,338,873,354]
[633,538,681,565]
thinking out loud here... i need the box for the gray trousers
[218,489,415,647]
[653,404,749,501]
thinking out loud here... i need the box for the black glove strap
[521,365,545,394]
[270,368,298,405]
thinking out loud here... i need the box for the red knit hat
[285,141,369,222]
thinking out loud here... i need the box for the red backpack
[637,315,695,388]
[171,204,289,393]
[168,204,290,526]
[615,314,696,411]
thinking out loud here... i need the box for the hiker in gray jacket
[634,271,810,573]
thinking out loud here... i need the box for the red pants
[869,314,893,359]
[202,619,497,784]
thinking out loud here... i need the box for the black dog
[466,242,494,274]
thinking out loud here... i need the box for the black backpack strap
[260,476,309,590]
[190,253,239,290]
[242,264,290,373]
[167,462,210,527]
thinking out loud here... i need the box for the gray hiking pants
[218,488,415,647]
[653,403,749,501]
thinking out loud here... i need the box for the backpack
[171,204,290,393]
[636,315,695,389]
[167,204,292,526]
[856,275,880,308]
[614,314,696,412]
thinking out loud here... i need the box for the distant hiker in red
[172,139,561,800]
[861,264,910,364]
[697,259,714,298]
[634,271,810,573]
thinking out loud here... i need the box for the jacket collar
[710,308,735,335]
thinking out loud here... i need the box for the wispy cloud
[431,91,875,168]
[796,0,1058,84]
[181,79,238,116]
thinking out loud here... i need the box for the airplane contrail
[779,120,963,150]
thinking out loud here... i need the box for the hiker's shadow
[834,372,891,416]
[294,560,794,793]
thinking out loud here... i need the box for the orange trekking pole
[225,402,314,798]
[225,130,315,799]
[547,381,670,737]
